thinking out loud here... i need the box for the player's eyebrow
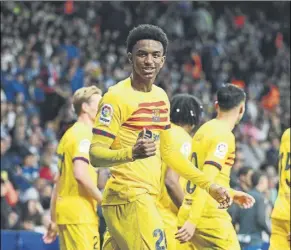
[136,49,162,54]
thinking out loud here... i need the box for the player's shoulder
[61,122,91,144]
[197,119,234,141]
[106,77,131,97]
[281,128,290,143]
[152,85,169,101]
[171,123,191,141]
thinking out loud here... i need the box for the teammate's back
[184,118,235,224]
[269,128,290,250]
[56,122,98,224]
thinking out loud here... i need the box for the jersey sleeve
[89,91,134,168]
[71,132,92,165]
[91,91,125,146]
[203,132,235,171]
[160,117,212,191]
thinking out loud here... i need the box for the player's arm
[160,128,230,206]
[97,168,110,190]
[73,160,102,203]
[43,172,59,244]
[89,92,134,168]
[165,168,184,208]
[73,137,102,203]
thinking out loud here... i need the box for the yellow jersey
[178,119,236,228]
[271,128,290,221]
[93,77,170,205]
[157,123,191,226]
[91,77,212,205]
[56,121,98,225]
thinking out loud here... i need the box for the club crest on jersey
[99,104,113,126]
[214,142,228,159]
[152,109,160,122]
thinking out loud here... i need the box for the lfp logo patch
[99,104,113,126]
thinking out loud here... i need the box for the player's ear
[127,53,133,64]
[239,102,245,114]
[214,101,219,110]
[81,102,88,114]
[160,56,166,68]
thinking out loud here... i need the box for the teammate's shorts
[102,229,119,250]
[102,193,166,250]
[190,222,240,250]
[269,218,290,250]
[58,223,100,250]
[163,225,193,250]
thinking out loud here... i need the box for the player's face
[129,39,165,81]
[87,94,102,121]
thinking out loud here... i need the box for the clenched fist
[132,128,156,160]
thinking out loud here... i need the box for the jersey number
[153,229,167,250]
[93,236,98,249]
[186,152,198,194]
[279,152,290,187]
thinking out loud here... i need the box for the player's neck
[179,124,193,136]
[77,114,94,128]
[216,112,236,131]
[130,72,154,92]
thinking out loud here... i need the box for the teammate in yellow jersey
[176,84,255,250]
[269,128,290,250]
[89,24,231,250]
[157,93,204,250]
[43,86,103,250]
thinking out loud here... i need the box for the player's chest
[122,98,169,132]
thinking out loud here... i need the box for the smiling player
[90,24,231,250]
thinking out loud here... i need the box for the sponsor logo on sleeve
[214,142,228,159]
[99,104,113,126]
[180,142,191,158]
[79,139,91,153]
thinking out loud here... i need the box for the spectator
[234,171,271,250]
[0,1,289,237]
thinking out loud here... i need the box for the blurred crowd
[1,1,290,245]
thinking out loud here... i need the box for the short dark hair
[251,171,267,187]
[170,94,203,127]
[237,166,253,177]
[217,84,246,111]
[126,24,168,55]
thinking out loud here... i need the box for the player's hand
[175,221,196,243]
[209,184,232,209]
[288,232,291,241]
[132,128,156,160]
[233,190,255,209]
[43,221,58,244]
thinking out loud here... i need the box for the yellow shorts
[102,229,119,250]
[190,223,240,250]
[269,218,290,250]
[163,225,192,250]
[102,193,166,250]
[58,224,100,250]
